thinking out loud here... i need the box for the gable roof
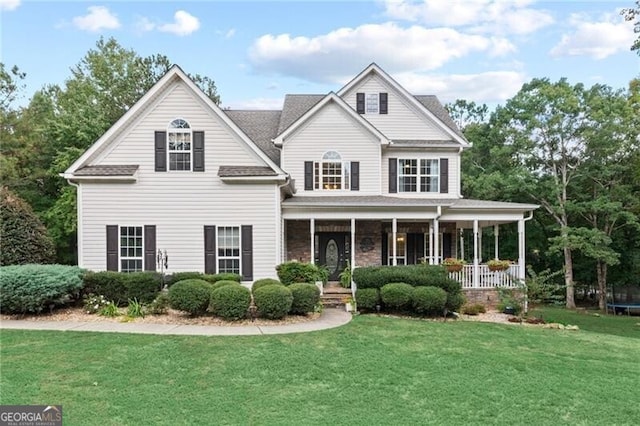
[273,92,389,146]
[337,63,469,147]
[224,110,282,165]
[277,94,325,135]
[414,96,465,140]
[64,65,286,179]
[218,165,278,177]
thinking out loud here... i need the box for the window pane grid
[398,159,439,193]
[366,93,379,113]
[168,119,192,171]
[217,226,240,274]
[120,226,143,273]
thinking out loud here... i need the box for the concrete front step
[323,286,352,294]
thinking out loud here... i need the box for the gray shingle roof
[277,94,325,135]
[218,165,278,177]
[282,196,538,210]
[224,110,282,165]
[414,95,466,141]
[74,165,139,176]
[391,140,461,148]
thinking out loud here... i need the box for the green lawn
[529,306,640,339]
[2,314,639,425]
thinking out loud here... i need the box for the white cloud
[224,28,236,39]
[383,0,554,35]
[72,6,120,33]
[225,97,284,110]
[394,70,526,103]
[249,22,514,83]
[0,0,20,11]
[550,13,635,60]
[158,10,200,36]
[135,17,156,33]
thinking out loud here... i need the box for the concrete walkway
[0,308,352,336]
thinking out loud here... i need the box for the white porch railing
[449,264,521,289]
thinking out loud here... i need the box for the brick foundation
[462,289,500,310]
[286,220,311,262]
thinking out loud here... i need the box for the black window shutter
[241,225,253,281]
[144,225,156,271]
[381,232,388,266]
[389,158,397,193]
[379,93,388,114]
[204,226,216,274]
[440,158,449,193]
[193,131,205,172]
[304,161,314,191]
[155,131,167,172]
[356,93,365,114]
[106,225,118,271]
[350,161,360,191]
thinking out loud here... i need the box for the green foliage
[167,272,242,286]
[210,280,240,292]
[380,283,414,311]
[147,292,170,315]
[82,271,161,306]
[497,288,524,315]
[127,298,145,318]
[411,286,447,315]
[526,266,565,305]
[355,288,380,311]
[276,261,327,285]
[99,301,120,317]
[0,264,84,314]
[288,283,320,315]
[209,285,251,321]
[253,285,293,319]
[206,273,242,283]
[83,294,109,314]
[0,187,55,265]
[252,278,283,292]
[621,2,640,54]
[168,279,213,316]
[353,265,460,294]
[339,261,352,288]
[461,303,487,316]
[446,292,466,312]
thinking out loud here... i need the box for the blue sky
[1,0,638,110]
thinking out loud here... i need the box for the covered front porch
[281,196,538,290]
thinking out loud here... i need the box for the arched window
[314,151,350,190]
[168,119,192,171]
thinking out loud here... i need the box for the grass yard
[529,306,640,339]
[2,313,639,425]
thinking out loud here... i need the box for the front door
[316,232,349,281]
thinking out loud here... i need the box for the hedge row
[356,283,464,315]
[275,261,328,285]
[166,272,241,286]
[83,271,162,306]
[353,265,459,292]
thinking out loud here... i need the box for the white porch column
[428,225,434,264]
[518,219,525,280]
[459,228,465,260]
[433,218,440,264]
[350,218,356,270]
[478,226,483,263]
[310,218,315,264]
[392,218,398,266]
[473,219,479,288]
[494,224,499,260]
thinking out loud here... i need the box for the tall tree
[621,1,640,55]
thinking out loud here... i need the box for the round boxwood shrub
[252,278,283,292]
[380,282,414,311]
[209,285,251,321]
[253,285,293,319]
[168,279,213,316]
[288,283,320,314]
[355,288,380,311]
[412,286,448,315]
[210,280,240,292]
[446,291,466,312]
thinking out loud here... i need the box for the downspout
[275,173,291,270]
[67,179,82,267]
[521,210,534,314]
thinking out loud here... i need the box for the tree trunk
[596,260,607,311]
[564,246,576,309]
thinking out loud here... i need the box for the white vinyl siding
[342,75,449,140]
[81,81,279,280]
[382,150,460,198]
[281,101,380,195]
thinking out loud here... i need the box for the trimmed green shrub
[353,264,460,294]
[206,273,242,283]
[276,261,326,285]
[167,272,205,286]
[210,280,240,292]
[168,279,213,316]
[461,303,486,315]
[446,292,466,312]
[380,283,414,311]
[288,283,320,314]
[412,286,447,315]
[252,278,283,292]
[356,288,380,311]
[0,188,55,266]
[82,271,161,305]
[253,285,293,319]
[148,292,170,315]
[209,285,251,321]
[0,264,84,314]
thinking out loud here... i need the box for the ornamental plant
[487,259,511,271]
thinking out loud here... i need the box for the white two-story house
[64,63,537,291]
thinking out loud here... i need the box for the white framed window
[120,226,143,272]
[388,233,407,265]
[218,226,240,274]
[314,151,350,190]
[366,93,379,114]
[398,159,440,193]
[168,118,192,171]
